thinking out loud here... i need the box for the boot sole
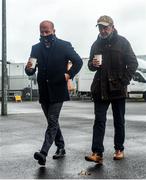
[113,156,124,160]
[85,157,103,164]
[52,154,65,159]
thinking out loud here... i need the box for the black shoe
[52,148,66,159]
[34,152,46,165]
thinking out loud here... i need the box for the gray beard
[99,32,113,40]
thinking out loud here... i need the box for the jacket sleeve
[121,39,138,85]
[88,42,98,71]
[65,42,83,79]
[25,46,37,76]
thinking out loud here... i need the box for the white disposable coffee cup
[29,58,37,68]
[94,54,102,65]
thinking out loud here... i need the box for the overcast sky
[0,0,146,63]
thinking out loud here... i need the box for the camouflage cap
[96,15,114,26]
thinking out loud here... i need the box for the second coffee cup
[94,54,102,65]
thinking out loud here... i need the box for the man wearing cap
[85,15,138,164]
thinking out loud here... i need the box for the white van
[127,69,146,101]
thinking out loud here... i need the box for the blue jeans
[92,98,125,154]
[40,102,64,155]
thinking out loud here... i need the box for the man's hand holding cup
[92,54,102,67]
[26,58,37,69]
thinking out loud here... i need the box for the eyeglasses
[98,25,112,31]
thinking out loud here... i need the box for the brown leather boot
[85,153,103,164]
[113,150,124,160]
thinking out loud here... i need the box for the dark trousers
[40,102,65,155]
[92,98,125,154]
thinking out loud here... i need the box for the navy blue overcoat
[25,37,83,103]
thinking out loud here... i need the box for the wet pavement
[0,100,146,179]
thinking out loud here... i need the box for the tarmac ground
[0,100,146,179]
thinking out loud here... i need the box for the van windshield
[140,69,146,73]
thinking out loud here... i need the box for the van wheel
[143,92,146,101]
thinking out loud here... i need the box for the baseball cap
[96,15,114,26]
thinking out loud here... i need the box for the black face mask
[40,34,55,44]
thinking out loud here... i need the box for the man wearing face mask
[25,20,83,166]
[85,15,138,164]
